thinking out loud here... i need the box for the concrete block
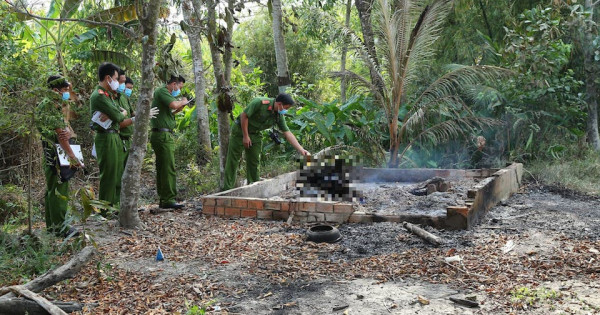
[348,212,372,223]
[325,213,351,223]
[257,210,273,219]
[273,211,289,220]
[307,212,325,222]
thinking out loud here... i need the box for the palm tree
[332,0,506,167]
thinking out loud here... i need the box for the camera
[269,129,282,144]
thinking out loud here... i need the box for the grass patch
[0,228,75,286]
[527,147,600,195]
[510,286,560,307]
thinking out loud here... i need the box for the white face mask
[108,77,120,91]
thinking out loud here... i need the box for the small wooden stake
[402,222,443,246]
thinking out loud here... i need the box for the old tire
[306,225,342,243]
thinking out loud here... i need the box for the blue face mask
[278,109,288,115]
[171,89,181,97]
[117,83,126,93]
[124,88,132,97]
[62,92,70,101]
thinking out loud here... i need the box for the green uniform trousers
[43,164,69,235]
[223,124,263,191]
[95,133,123,210]
[115,137,131,199]
[150,131,177,205]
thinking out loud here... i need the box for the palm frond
[330,70,387,111]
[402,0,453,89]
[416,65,510,106]
[398,116,499,160]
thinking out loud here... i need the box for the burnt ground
[44,181,600,314]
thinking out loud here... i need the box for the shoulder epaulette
[262,100,270,105]
[98,89,106,96]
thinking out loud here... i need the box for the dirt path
[45,182,600,314]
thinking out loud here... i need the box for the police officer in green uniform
[38,75,83,236]
[150,75,188,209]
[90,62,131,211]
[223,93,310,191]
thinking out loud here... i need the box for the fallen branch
[402,222,443,246]
[1,246,96,299]
[0,298,82,315]
[8,286,67,315]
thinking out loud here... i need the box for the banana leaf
[84,5,138,27]
[82,50,137,69]
[60,0,84,18]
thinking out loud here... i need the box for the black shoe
[160,203,184,209]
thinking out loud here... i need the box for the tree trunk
[271,0,291,93]
[207,0,231,188]
[340,0,352,103]
[585,0,600,150]
[119,0,162,228]
[183,0,212,166]
[224,0,235,83]
[355,0,384,94]
[0,299,82,315]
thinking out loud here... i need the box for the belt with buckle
[152,128,173,133]
[96,129,119,134]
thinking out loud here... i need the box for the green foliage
[185,299,216,315]
[0,229,76,286]
[233,9,334,100]
[288,95,387,164]
[501,5,587,161]
[0,185,27,225]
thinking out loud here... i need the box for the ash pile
[296,155,362,202]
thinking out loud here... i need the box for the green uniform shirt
[36,96,66,165]
[150,85,176,130]
[90,85,125,131]
[242,97,289,134]
[117,94,134,138]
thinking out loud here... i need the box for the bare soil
[44,181,600,314]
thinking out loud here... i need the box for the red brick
[299,202,316,211]
[273,211,289,220]
[288,202,299,212]
[203,206,216,215]
[216,207,225,216]
[334,204,354,214]
[281,202,290,212]
[248,200,264,210]
[203,198,216,206]
[216,198,232,207]
[233,199,248,208]
[225,207,240,217]
[241,209,257,218]
[257,210,273,219]
[316,202,334,213]
[264,201,281,210]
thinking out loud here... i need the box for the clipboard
[55,144,84,166]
